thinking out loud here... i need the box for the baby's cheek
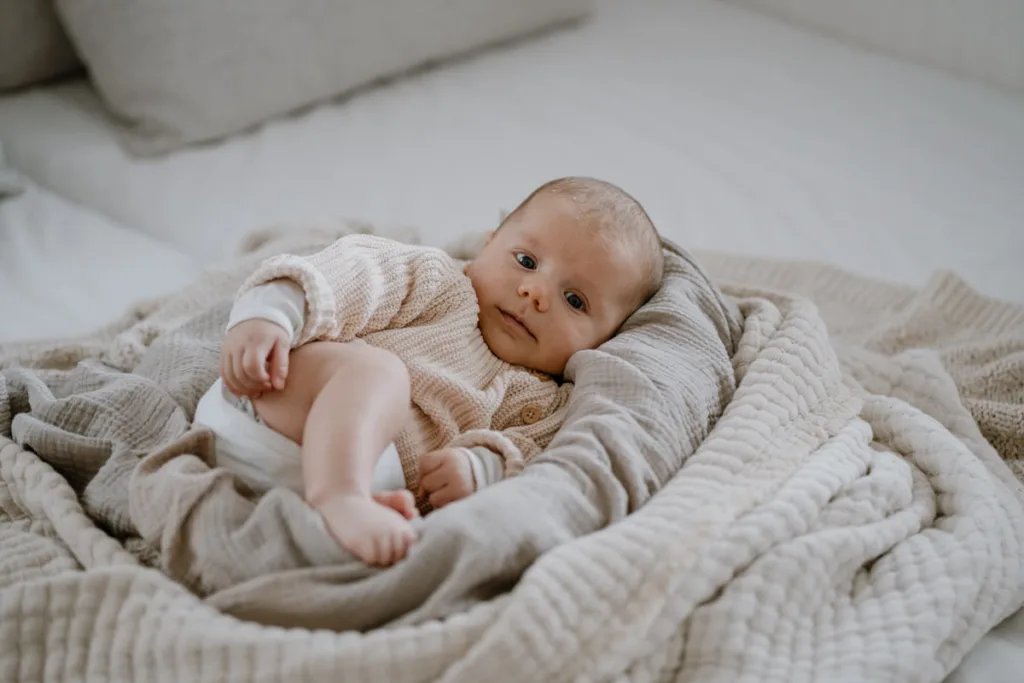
[561,326,596,356]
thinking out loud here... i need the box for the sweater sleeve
[235,234,473,345]
[226,280,307,345]
[447,383,572,477]
[459,446,505,489]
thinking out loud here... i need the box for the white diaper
[193,378,406,495]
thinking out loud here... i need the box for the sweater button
[520,405,542,425]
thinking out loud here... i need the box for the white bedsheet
[0,0,1022,302]
[0,177,200,343]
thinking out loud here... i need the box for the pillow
[0,0,81,92]
[54,0,592,156]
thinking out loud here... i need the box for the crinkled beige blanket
[0,223,1021,683]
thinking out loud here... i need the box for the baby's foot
[372,489,418,520]
[317,493,417,566]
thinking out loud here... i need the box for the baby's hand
[220,319,291,397]
[418,448,476,509]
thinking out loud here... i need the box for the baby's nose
[519,282,549,312]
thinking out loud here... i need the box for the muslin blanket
[0,222,1021,683]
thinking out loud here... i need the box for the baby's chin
[479,322,557,374]
[479,322,521,363]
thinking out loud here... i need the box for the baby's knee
[290,341,409,400]
[357,346,411,399]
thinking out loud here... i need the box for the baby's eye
[515,253,537,270]
[565,292,585,311]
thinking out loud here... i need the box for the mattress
[0,176,201,343]
[0,0,1022,302]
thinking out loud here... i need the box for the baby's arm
[463,446,505,489]
[218,280,306,395]
[218,278,303,395]
[223,235,471,395]
[442,384,574,481]
[418,405,568,509]
[227,279,307,345]
[418,381,572,509]
[236,234,475,345]
[416,446,505,509]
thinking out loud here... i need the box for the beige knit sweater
[237,233,573,487]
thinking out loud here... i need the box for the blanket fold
[0,223,1021,683]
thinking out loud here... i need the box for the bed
[1,0,1022,680]
[0,168,200,343]
[2,0,1023,298]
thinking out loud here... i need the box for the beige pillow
[54,0,592,156]
[0,0,81,91]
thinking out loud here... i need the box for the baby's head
[465,176,664,376]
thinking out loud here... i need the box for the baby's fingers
[241,346,272,393]
[221,349,245,396]
[418,451,444,477]
[428,486,458,509]
[269,339,289,391]
[417,466,448,498]
[242,344,271,382]
[232,349,262,396]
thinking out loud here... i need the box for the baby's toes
[373,490,418,519]
[372,534,393,566]
[394,490,418,519]
[347,536,378,565]
[391,528,413,562]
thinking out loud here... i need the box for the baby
[194,177,664,566]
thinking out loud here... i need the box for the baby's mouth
[499,308,536,340]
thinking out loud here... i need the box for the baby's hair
[505,176,665,308]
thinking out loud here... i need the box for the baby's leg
[252,341,417,565]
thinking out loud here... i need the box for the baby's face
[466,193,645,376]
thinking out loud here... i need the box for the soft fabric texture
[0,223,1022,682]
[53,0,592,155]
[0,0,80,91]
[236,233,576,485]
[697,251,1024,480]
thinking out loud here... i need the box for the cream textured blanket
[1,224,1022,683]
